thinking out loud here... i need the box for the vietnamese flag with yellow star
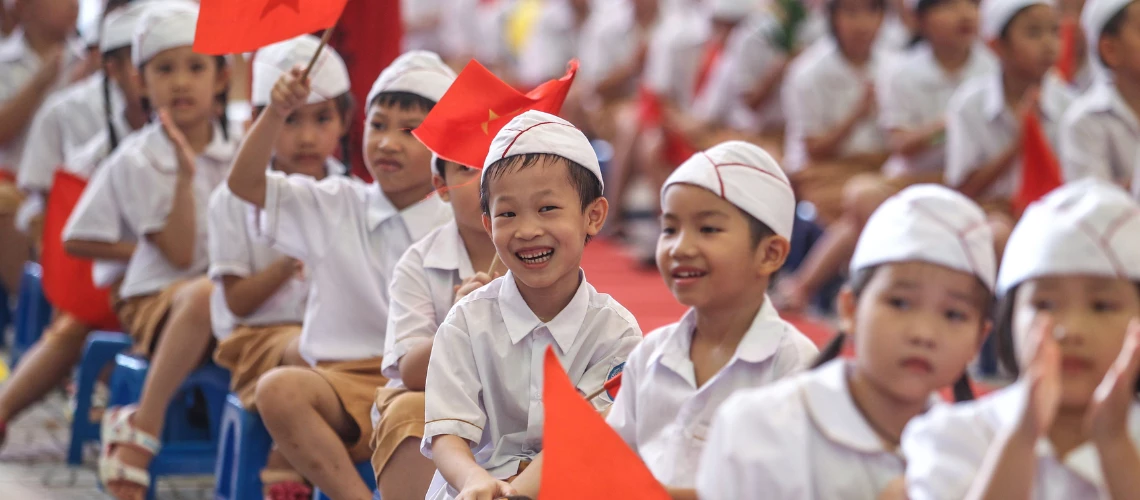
[193,0,348,55]
[413,59,579,169]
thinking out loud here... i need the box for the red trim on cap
[499,121,579,159]
[1074,208,1140,277]
[697,151,790,199]
[907,200,990,280]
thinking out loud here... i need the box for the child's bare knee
[841,175,889,223]
[255,367,313,411]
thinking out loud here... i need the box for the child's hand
[454,272,501,305]
[858,81,877,118]
[1017,315,1062,439]
[1087,318,1140,445]
[269,65,311,119]
[1015,85,1041,121]
[159,109,196,179]
[457,475,517,500]
[877,476,907,500]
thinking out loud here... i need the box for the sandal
[98,405,160,491]
[261,469,312,500]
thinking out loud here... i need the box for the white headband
[365,50,457,108]
[132,1,199,67]
[662,141,795,239]
[483,110,603,192]
[251,35,351,107]
[852,184,997,291]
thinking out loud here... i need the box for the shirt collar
[396,192,451,241]
[143,121,235,172]
[498,269,592,352]
[421,219,475,280]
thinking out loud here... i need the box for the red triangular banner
[1014,111,1064,215]
[193,0,348,55]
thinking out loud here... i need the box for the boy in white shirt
[422,111,642,500]
[1058,0,1140,189]
[227,51,455,500]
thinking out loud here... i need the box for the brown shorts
[790,158,885,225]
[213,324,302,410]
[0,174,23,215]
[312,357,389,461]
[114,279,194,357]
[369,388,427,481]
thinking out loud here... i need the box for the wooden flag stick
[584,385,608,402]
[301,27,335,81]
[487,253,501,276]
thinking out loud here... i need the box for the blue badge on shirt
[604,361,626,402]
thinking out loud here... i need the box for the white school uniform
[697,359,938,499]
[420,271,642,500]
[103,121,240,299]
[878,43,998,177]
[782,38,889,173]
[258,173,452,363]
[577,0,650,95]
[605,298,818,489]
[62,133,138,289]
[1058,80,1140,187]
[902,382,1140,500]
[642,2,711,109]
[945,71,1076,199]
[379,220,473,389]
[516,0,583,89]
[0,31,87,174]
[400,0,443,52]
[875,13,913,54]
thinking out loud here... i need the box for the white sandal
[98,405,161,491]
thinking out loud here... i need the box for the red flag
[637,87,699,167]
[412,60,578,169]
[538,347,670,500]
[1014,112,1064,215]
[1056,17,1078,83]
[193,0,348,55]
[41,171,120,330]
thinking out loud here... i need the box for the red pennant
[193,0,348,55]
[1014,112,1064,215]
[1056,18,1078,84]
[692,39,725,102]
[412,60,578,169]
[538,347,670,500]
[636,87,699,167]
[42,171,120,330]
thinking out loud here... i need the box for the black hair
[249,91,356,174]
[480,153,604,242]
[827,0,888,43]
[434,156,450,178]
[741,209,777,248]
[138,55,231,142]
[809,265,993,402]
[101,46,132,151]
[368,90,437,113]
[997,3,1051,40]
[1096,6,1131,66]
[906,0,977,48]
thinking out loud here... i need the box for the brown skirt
[312,357,389,461]
[114,279,194,357]
[213,324,302,410]
[370,387,426,482]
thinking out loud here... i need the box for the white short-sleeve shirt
[577,0,650,95]
[782,38,889,173]
[878,43,999,177]
[516,0,581,89]
[380,220,473,389]
[944,71,1076,199]
[420,271,642,499]
[697,359,933,499]
[0,31,87,173]
[17,72,129,192]
[642,4,711,108]
[605,298,818,489]
[97,121,240,299]
[1059,80,1140,187]
[259,173,453,363]
[902,382,1140,500]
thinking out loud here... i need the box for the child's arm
[64,240,135,261]
[1089,321,1140,500]
[433,435,517,499]
[0,49,62,146]
[743,58,792,112]
[227,66,309,208]
[218,259,298,317]
[665,488,697,500]
[886,121,946,158]
[799,82,877,161]
[145,111,200,269]
[950,89,1038,198]
[397,340,434,392]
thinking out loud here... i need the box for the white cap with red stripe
[852,184,997,291]
[997,178,1140,295]
[661,141,795,239]
[483,110,603,191]
[366,50,457,107]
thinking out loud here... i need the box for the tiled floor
[0,363,214,499]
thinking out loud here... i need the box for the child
[777,0,997,312]
[944,0,1075,255]
[421,110,642,500]
[207,36,354,498]
[782,0,890,225]
[1058,0,1140,189]
[74,4,239,498]
[371,153,499,499]
[902,179,1140,499]
[698,184,997,498]
[227,51,455,499]
[0,0,83,305]
[0,0,148,446]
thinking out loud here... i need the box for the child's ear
[482,212,493,237]
[837,286,857,335]
[754,235,790,277]
[584,196,609,236]
[433,174,450,202]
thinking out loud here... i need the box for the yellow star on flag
[481,109,500,135]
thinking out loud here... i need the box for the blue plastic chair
[11,262,51,367]
[104,353,230,500]
[68,331,133,464]
[0,280,10,347]
[313,460,377,500]
[214,393,272,500]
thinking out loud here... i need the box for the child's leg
[0,213,28,296]
[255,367,373,500]
[987,213,1014,262]
[603,106,644,235]
[374,391,433,500]
[378,439,435,500]
[105,276,214,500]
[0,314,90,428]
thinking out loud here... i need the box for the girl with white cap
[226,50,456,500]
[205,34,354,499]
[81,3,241,498]
[0,0,148,452]
[902,179,1140,499]
[1058,0,1140,191]
[699,184,997,499]
[944,0,1075,252]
